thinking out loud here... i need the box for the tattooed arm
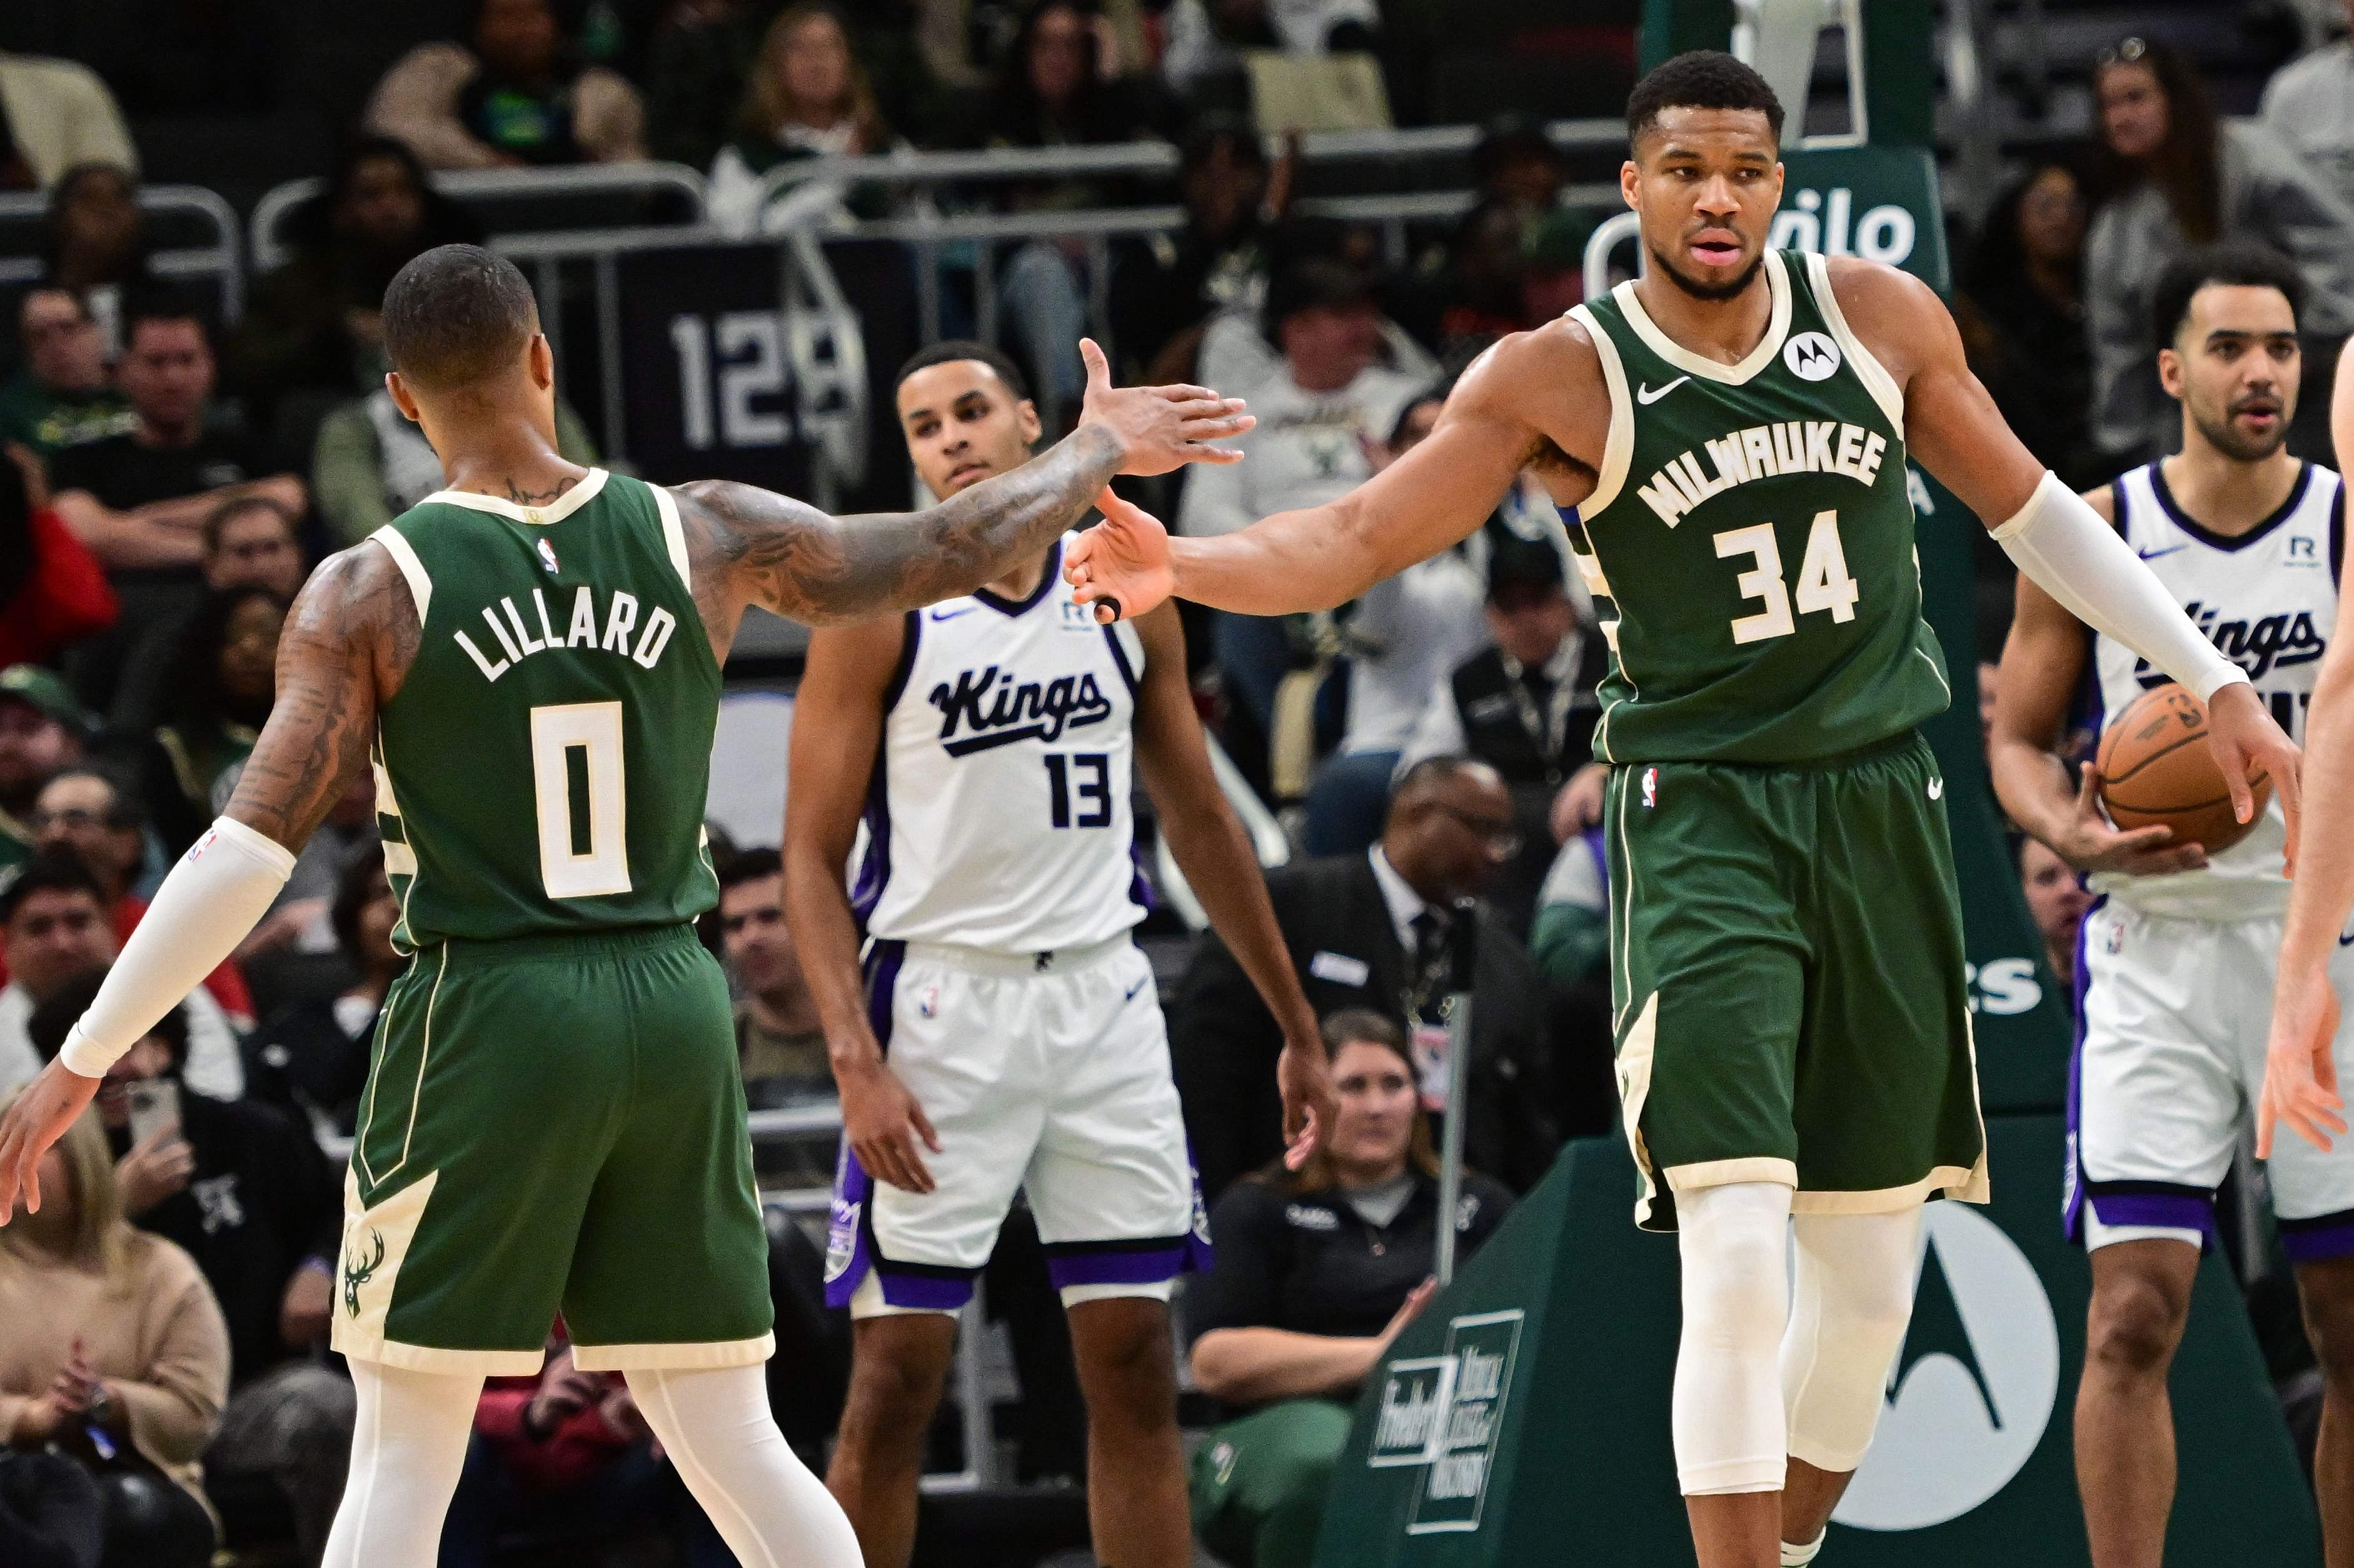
[0,543,420,1219]
[671,338,1252,645]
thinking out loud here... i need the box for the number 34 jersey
[1567,248,1951,765]
[856,533,1150,954]
[367,470,722,952]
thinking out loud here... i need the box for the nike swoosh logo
[1123,980,1148,1003]
[1928,778,1944,800]
[930,605,978,621]
[2339,930,2354,947]
[2136,546,2186,561]
[1636,376,1690,405]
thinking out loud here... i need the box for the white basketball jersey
[856,534,1150,952]
[2088,460,2342,920]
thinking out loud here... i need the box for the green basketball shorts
[329,923,774,1375]
[1602,730,1988,1232]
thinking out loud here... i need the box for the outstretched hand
[0,1060,101,1224]
[1067,488,1175,625]
[1075,338,1254,478]
[2205,681,2302,871]
[2260,959,2345,1157]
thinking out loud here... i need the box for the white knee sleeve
[321,1362,485,1568]
[1782,1207,1924,1473]
[627,1363,865,1568]
[1673,1181,1793,1495]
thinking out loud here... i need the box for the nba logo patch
[917,984,940,1019]
[536,539,560,575]
[2105,919,2125,955]
[1642,767,1658,808]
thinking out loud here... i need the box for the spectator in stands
[0,456,117,683]
[2085,36,2354,465]
[707,3,903,237]
[0,848,244,1100]
[0,289,137,459]
[1110,114,1278,384]
[2020,835,2092,1010]
[0,665,91,873]
[313,388,597,546]
[648,0,783,171]
[717,847,829,1103]
[2260,0,2354,214]
[0,1093,228,1568]
[1159,0,1381,97]
[1960,161,2100,493]
[368,0,650,169]
[24,767,255,1023]
[1186,1009,1509,1568]
[1394,523,1600,933]
[39,164,149,355]
[48,292,306,716]
[1297,385,1484,857]
[229,138,480,403]
[0,52,137,191]
[107,496,306,739]
[1177,264,1434,737]
[1527,822,1606,996]
[243,848,394,1133]
[25,974,351,1567]
[442,1334,720,1567]
[148,586,287,845]
[1172,756,1557,1203]
[981,0,1175,426]
[1470,116,1566,216]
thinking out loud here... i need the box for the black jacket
[1171,853,1560,1205]
[114,1091,341,1386]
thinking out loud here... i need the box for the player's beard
[1646,239,1766,303]
[2189,394,2291,464]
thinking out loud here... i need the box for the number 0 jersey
[856,534,1150,953]
[2086,459,2343,920]
[1567,249,1951,765]
[368,470,722,951]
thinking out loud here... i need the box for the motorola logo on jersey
[1834,1204,2060,1531]
[1783,331,1843,382]
[929,665,1115,756]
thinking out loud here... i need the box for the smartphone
[127,1079,181,1147]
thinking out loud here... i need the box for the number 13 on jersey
[1713,509,1860,645]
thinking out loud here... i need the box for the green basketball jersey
[366,470,720,951]
[1567,249,1951,765]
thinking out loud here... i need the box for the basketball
[2096,684,2270,853]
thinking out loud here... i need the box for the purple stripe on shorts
[2061,894,2105,1246]
[823,1144,876,1310]
[2088,1188,2216,1245]
[2281,1217,2354,1263]
[1046,1243,1191,1291]
[875,1268,977,1311]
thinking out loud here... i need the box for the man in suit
[1172,755,1561,1204]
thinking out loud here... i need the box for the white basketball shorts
[2065,897,2354,1259]
[824,934,1209,1315]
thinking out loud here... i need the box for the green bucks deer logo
[343,1229,386,1318]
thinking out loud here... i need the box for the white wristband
[1991,471,2248,704]
[59,817,296,1078]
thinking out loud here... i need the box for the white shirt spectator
[2261,37,2354,213]
[1175,354,1427,540]
[0,53,138,185]
[1340,551,1487,756]
[1160,0,1383,91]
[0,979,244,1101]
[1394,633,1587,777]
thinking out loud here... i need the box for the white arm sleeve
[1991,471,2250,703]
[59,817,296,1078]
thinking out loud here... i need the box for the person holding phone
[27,975,351,1566]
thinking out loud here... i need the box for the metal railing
[0,184,244,323]
[248,162,710,273]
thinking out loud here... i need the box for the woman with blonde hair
[0,1096,229,1568]
[707,3,901,236]
[1182,1010,1514,1568]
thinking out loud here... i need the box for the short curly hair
[1626,50,1784,151]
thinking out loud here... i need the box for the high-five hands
[1075,338,1253,479]
[1067,488,1176,626]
